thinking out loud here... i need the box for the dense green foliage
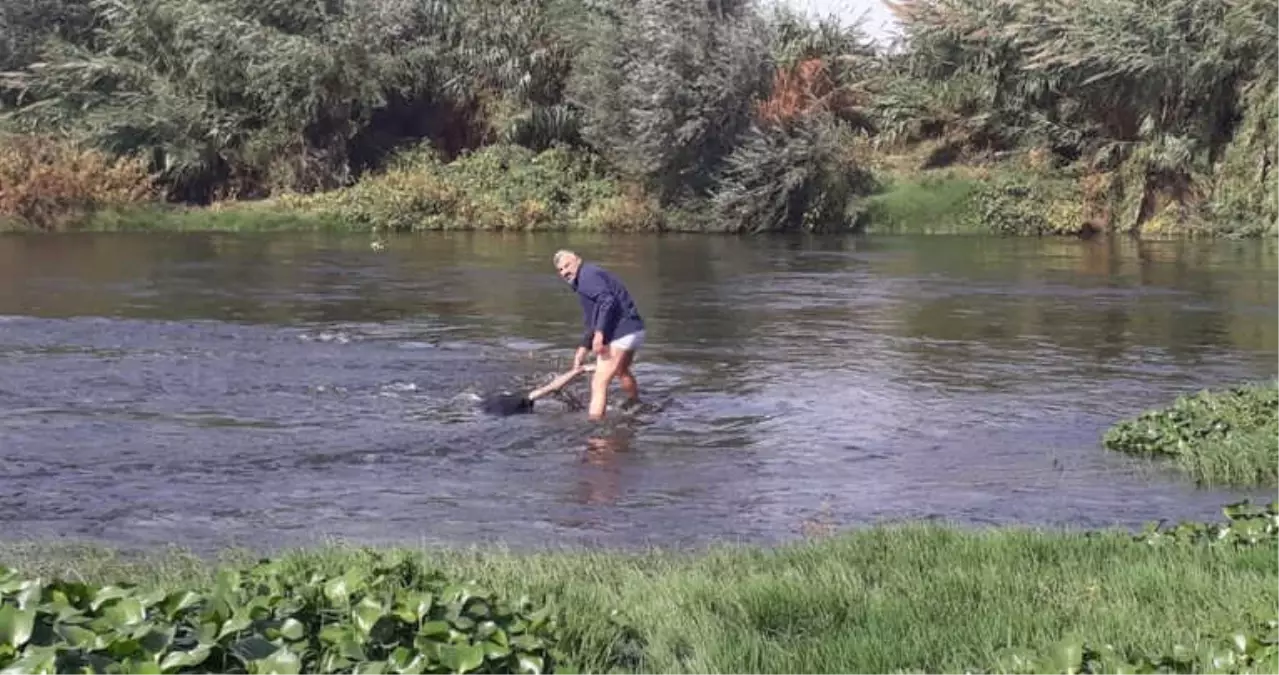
[272,143,661,232]
[992,618,1277,675]
[3,502,1277,673]
[0,554,561,673]
[1134,500,1278,549]
[1103,381,1278,486]
[0,0,1275,234]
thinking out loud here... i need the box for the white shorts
[610,330,646,352]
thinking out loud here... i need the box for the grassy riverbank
[1104,381,1279,487]
[3,137,1276,238]
[3,504,1277,674]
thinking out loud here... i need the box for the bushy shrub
[708,115,876,233]
[0,134,156,231]
[277,143,661,232]
[960,173,1090,236]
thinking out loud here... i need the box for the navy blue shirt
[572,262,645,347]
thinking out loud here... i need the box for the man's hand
[592,331,608,358]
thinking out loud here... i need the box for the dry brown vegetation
[0,134,155,230]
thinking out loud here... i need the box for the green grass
[1104,381,1279,487]
[4,520,1276,674]
[0,204,349,233]
[858,171,982,234]
[82,205,349,232]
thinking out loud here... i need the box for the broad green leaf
[105,597,146,628]
[140,625,176,654]
[136,588,167,609]
[90,586,131,611]
[106,637,145,660]
[160,590,202,619]
[353,662,387,674]
[0,575,25,595]
[510,634,543,651]
[250,647,302,675]
[439,644,485,674]
[353,597,383,636]
[410,594,434,621]
[449,615,475,631]
[0,605,35,649]
[481,640,511,660]
[13,582,40,611]
[517,654,544,675]
[419,620,450,637]
[490,628,509,648]
[318,624,347,644]
[320,652,354,673]
[196,621,220,645]
[390,646,426,675]
[475,620,498,640]
[123,658,163,674]
[233,635,282,662]
[339,633,367,662]
[1231,632,1257,654]
[160,646,212,671]
[324,577,350,606]
[45,589,83,622]
[219,613,253,639]
[0,645,56,674]
[280,617,305,641]
[54,623,99,649]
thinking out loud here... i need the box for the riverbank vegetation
[2,502,1276,674]
[1103,380,1279,487]
[1,0,1276,237]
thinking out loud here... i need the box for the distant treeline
[1,0,1274,234]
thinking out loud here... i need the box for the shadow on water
[0,231,1275,554]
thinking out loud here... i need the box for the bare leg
[588,351,621,420]
[616,350,639,404]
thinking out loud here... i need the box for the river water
[0,232,1275,554]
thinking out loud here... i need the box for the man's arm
[576,292,594,366]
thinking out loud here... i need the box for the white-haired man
[553,249,646,420]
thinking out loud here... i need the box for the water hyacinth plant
[1133,500,1279,548]
[1102,381,1279,487]
[0,553,562,674]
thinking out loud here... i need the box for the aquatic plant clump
[1133,500,1279,548]
[1103,381,1279,486]
[0,553,562,674]
[991,618,1278,675]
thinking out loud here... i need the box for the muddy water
[0,232,1274,554]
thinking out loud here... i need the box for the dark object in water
[479,365,592,416]
[482,391,535,415]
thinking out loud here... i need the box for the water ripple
[0,233,1273,554]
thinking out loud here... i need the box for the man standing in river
[553,249,645,420]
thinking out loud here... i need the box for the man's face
[556,255,580,283]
